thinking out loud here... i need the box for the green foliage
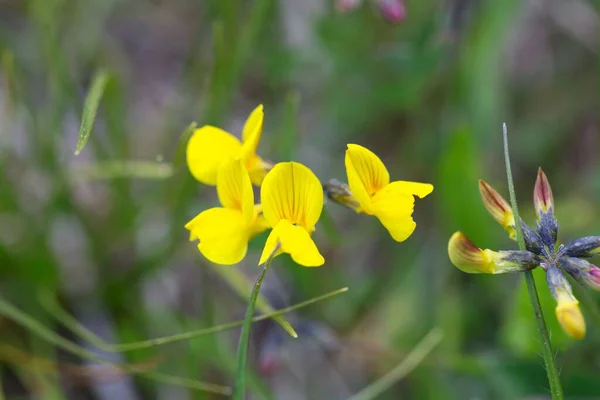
[1,0,600,398]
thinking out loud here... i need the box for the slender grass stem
[0,296,231,395]
[347,328,444,400]
[39,287,347,352]
[502,123,564,400]
[233,244,279,400]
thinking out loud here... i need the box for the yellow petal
[345,144,390,214]
[217,159,254,222]
[241,104,264,150]
[185,208,248,265]
[386,181,434,198]
[556,299,586,340]
[186,126,242,185]
[261,162,323,230]
[259,220,324,267]
[371,183,417,242]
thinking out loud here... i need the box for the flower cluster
[448,168,600,339]
[185,105,433,267]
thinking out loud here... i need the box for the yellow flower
[259,162,325,267]
[186,105,272,185]
[185,159,269,265]
[555,297,586,340]
[344,144,433,242]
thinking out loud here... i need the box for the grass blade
[348,328,444,400]
[69,161,174,181]
[502,123,564,400]
[0,295,231,395]
[209,264,298,338]
[40,287,348,352]
[74,69,110,155]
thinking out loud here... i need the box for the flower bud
[519,218,543,255]
[559,256,600,291]
[563,236,600,258]
[546,264,586,339]
[533,168,554,218]
[448,232,538,274]
[323,179,361,212]
[377,0,406,23]
[478,180,516,239]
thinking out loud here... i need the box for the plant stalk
[502,123,564,400]
[233,244,280,399]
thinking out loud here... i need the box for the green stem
[40,287,347,352]
[347,328,444,400]
[502,123,564,400]
[233,245,278,399]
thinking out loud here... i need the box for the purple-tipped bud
[478,180,516,239]
[377,0,406,23]
[560,257,600,292]
[335,0,362,12]
[563,236,600,258]
[546,264,586,339]
[533,168,554,218]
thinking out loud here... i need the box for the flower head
[186,105,272,185]
[344,144,433,242]
[259,162,325,267]
[186,159,268,265]
[449,167,599,339]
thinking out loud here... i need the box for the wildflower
[186,105,272,185]
[259,162,324,267]
[449,168,600,339]
[185,159,268,265]
[342,144,433,242]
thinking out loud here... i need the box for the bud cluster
[448,168,600,339]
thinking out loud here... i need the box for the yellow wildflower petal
[386,181,434,199]
[556,298,586,340]
[241,104,264,150]
[261,162,323,229]
[371,183,417,242]
[185,208,248,265]
[186,126,242,185]
[345,144,390,214]
[217,159,254,222]
[259,220,324,267]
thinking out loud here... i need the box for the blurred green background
[2,0,600,398]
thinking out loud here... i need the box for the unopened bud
[520,219,543,255]
[546,264,586,339]
[560,257,600,291]
[448,232,538,274]
[563,236,600,258]
[533,168,554,218]
[377,0,406,23]
[324,179,361,212]
[478,180,516,239]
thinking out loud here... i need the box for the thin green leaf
[348,328,444,400]
[502,123,564,400]
[0,295,231,395]
[74,70,110,155]
[39,287,348,352]
[209,264,298,338]
[233,245,279,400]
[69,161,174,181]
